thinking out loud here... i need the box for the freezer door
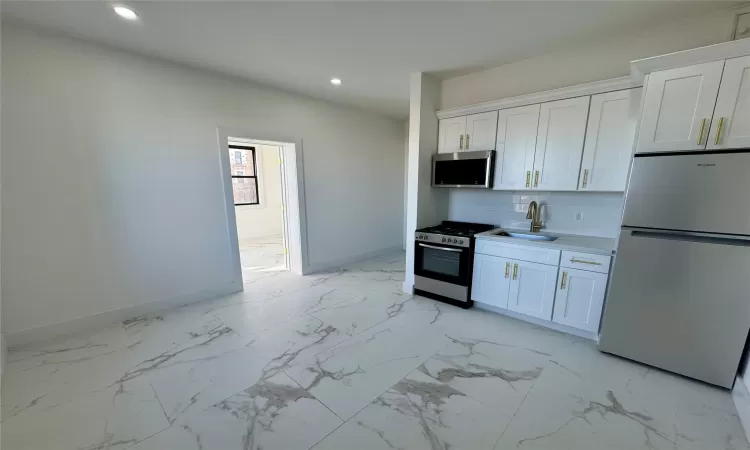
[623,151,750,235]
[599,229,750,388]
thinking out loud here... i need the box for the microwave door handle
[418,243,463,252]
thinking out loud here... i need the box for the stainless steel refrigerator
[599,151,750,389]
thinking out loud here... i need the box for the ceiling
[1,1,737,118]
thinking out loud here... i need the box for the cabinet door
[471,254,512,308]
[464,111,498,151]
[636,61,724,153]
[533,96,590,191]
[493,104,540,190]
[708,55,750,150]
[437,116,466,154]
[507,260,558,320]
[579,88,642,192]
[552,268,607,333]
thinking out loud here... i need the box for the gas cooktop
[416,221,495,238]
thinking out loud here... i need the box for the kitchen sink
[494,231,558,241]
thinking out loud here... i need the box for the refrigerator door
[599,228,750,388]
[623,151,750,235]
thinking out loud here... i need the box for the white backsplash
[448,190,625,238]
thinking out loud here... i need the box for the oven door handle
[418,243,463,252]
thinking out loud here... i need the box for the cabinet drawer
[560,251,611,273]
[475,240,560,265]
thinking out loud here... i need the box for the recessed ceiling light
[330,78,342,86]
[113,5,138,21]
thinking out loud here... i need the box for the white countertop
[475,227,616,255]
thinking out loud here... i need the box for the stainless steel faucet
[526,201,543,232]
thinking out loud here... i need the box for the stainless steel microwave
[432,151,495,188]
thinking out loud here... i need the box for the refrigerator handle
[629,229,750,247]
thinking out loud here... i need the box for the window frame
[229,144,260,206]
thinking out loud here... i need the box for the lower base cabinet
[507,260,558,320]
[472,248,609,336]
[552,267,607,333]
[472,255,558,321]
[471,254,511,308]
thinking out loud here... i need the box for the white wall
[403,73,449,293]
[441,7,737,109]
[448,191,624,238]
[233,144,284,245]
[1,24,406,338]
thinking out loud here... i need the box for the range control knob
[453,239,459,244]
[442,238,447,243]
[459,240,464,245]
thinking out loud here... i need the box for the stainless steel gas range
[413,221,495,308]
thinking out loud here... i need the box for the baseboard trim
[6,282,243,348]
[474,302,598,341]
[305,246,403,274]
[402,281,414,295]
[733,375,750,443]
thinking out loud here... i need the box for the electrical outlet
[575,212,583,221]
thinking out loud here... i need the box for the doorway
[229,140,287,282]
[217,129,308,286]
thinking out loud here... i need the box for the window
[229,145,259,205]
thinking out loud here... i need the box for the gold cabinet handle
[459,134,464,150]
[534,171,539,188]
[560,271,567,289]
[570,258,601,266]
[582,169,589,188]
[512,263,518,280]
[525,171,531,188]
[465,134,470,149]
[697,118,707,145]
[504,262,510,278]
[715,117,725,145]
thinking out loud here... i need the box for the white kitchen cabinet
[437,116,466,153]
[637,61,725,153]
[464,111,498,151]
[533,96,590,191]
[552,268,607,333]
[707,55,750,150]
[579,88,642,192]
[493,104,540,190]
[471,254,512,308]
[507,260,558,320]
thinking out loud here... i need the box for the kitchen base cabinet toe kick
[471,239,611,340]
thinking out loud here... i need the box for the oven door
[414,241,471,286]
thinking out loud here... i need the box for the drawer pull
[570,258,601,266]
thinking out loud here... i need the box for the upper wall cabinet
[437,116,466,153]
[636,61,724,153]
[533,96,590,191]
[438,111,498,154]
[708,55,750,150]
[579,88,642,192]
[493,104,540,190]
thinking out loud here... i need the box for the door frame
[216,127,309,278]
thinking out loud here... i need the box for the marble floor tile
[129,372,342,450]
[285,319,450,420]
[416,334,552,415]
[308,288,444,337]
[3,377,169,450]
[213,286,360,338]
[6,250,750,450]
[495,359,679,450]
[313,369,512,450]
